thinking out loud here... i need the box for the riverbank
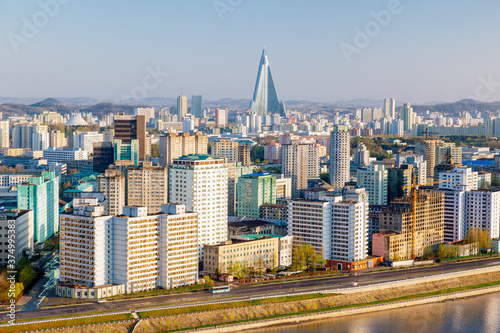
[11,266,500,333]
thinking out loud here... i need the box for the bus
[210,286,230,293]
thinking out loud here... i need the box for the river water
[257,292,500,333]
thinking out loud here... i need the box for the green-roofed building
[237,172,276,218]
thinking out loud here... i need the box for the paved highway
[12,256,500,321]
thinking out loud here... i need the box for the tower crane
[402,176,452,260]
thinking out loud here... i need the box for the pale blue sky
[1,0,500,104]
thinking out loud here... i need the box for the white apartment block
[439,167,478,191]
[357,164,388,205]
[43,147,89,163]
[440,190,468,243]
[0,210,34,265]
[169,154,228,258]
[58,201,198,297]
[288,188,368,262]
[465,190,500,239]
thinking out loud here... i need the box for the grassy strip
[156,280,500,332]
[137,293,329,318]
[5,313,133,333]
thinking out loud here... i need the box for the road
[11,256,500,321]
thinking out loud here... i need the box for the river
[257,292,500,333]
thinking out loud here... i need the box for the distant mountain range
[1,97,500,117]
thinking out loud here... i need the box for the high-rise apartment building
[113,139,139,166]
[126,162,168,214]
[415,139,443,180]
[212,139,239,162]
[288,187,368,262]
[17,171,59,243]
[353,142,370,166]
[177,95,188,119]
[384,98,395,118]
[237,172,276,218]
[159,132,208,166]
[215,107,228,127]
[357,164,388,205]
[169,155,228,258]
[13,123,49,150]
[264,143,281,164]
[58,202,198,297]
[307,143,320,178]
[237,141,252,166]
[388,165,413,203]
[191,95,203,119]
[134,107,155,124]
[0,120,9,148]
[96,169,126,216]
[329,125,350,189]
[49,130,67,148]
[281,141,309,198]
[113,114,148,162]
[400,103,414,133]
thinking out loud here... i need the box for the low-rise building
[203,234,292,277]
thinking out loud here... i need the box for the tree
[228,261,248,279]
[291,244,324,272]
[435,244,448,258]
[16,258,36,286]
[479,229,491,252]
[291,245,306,271]
[423,246,435,258]
[151,143,160,158]
[215,268,221,280]
[203,275,214,288]
[492,173,500,187]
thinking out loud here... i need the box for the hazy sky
[1,0,500,104]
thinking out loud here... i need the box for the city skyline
[1,1,500,104]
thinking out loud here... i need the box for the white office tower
[169,154,228,259]
[357,164,388,205]
[384,98,395,118]
[288,187,368,262]
[58,200,199,296]
[353,143,370,166]
[329,125,350,188]
[0,121,9,148]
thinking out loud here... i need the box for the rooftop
[238,234,284,240]
[176,154,220,161]
[242,172,273,178]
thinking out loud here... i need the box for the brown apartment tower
[114,114,147,161]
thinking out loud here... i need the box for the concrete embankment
[26,266,500,333]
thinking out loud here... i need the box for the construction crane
[402,176,452,260]
[420,128,438,139]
